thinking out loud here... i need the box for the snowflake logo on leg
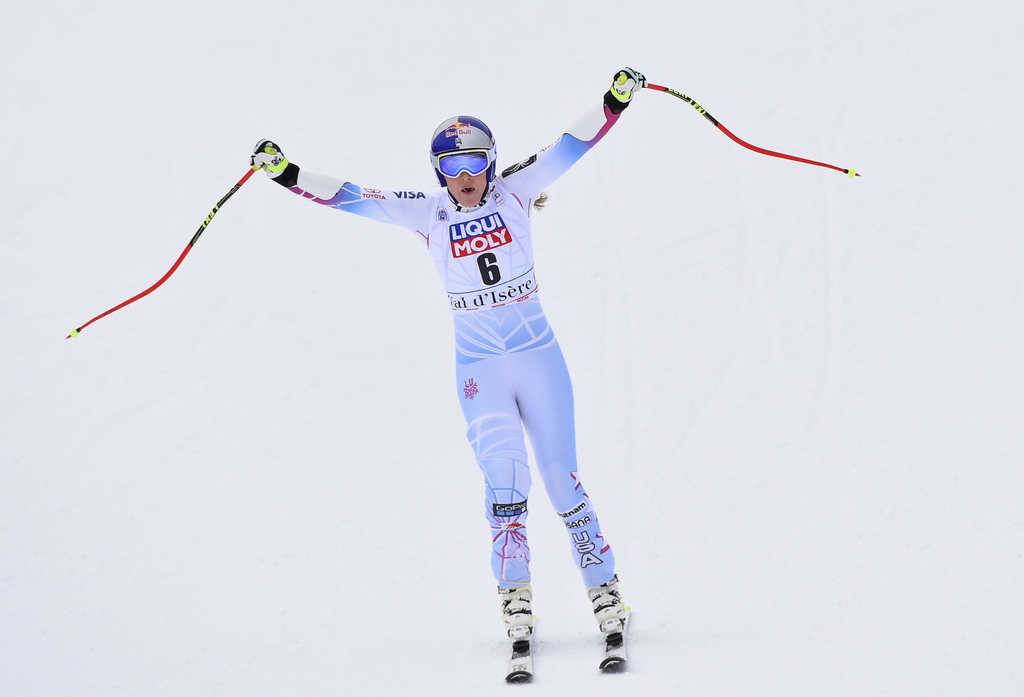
[464,378,480,400]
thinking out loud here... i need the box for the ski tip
[505,671,533,684]
[600,657,627,674]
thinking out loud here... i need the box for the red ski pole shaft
[68,167,257,338]
[645,82,860,178]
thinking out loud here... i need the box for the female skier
[250,68,646,647]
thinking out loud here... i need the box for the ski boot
[498,582,534,640]
[587,574,626,635]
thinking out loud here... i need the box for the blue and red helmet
[429,116,497,187]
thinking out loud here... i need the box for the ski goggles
[437,150,491,178]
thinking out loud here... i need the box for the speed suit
[274,96,625,588]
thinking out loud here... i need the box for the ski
[599,608,630,674]
[505,636,533,683]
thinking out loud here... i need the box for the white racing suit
[277,98,625,588]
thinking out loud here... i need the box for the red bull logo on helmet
[444,122,477,146]
[449,212,512,258]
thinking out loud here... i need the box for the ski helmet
[429,116,497,187]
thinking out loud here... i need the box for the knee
[545,470,591,515]
[478,456,530,487]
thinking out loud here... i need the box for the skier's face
[444,170,488,208]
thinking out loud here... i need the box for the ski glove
[611,67,646,103]
[251,140,289,177]
[605,67,646,114]
[251,139,299,187]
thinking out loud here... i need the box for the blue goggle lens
[437,151,490,178]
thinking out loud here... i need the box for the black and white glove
[251,139,289,177]
[606,67,646,113]
[251,139,299,187]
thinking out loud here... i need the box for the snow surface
[2,1,1022,695]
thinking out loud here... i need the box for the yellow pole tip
[68,328,79,338]
[847,168,857,178]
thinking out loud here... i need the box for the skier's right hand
[251,139,289,178]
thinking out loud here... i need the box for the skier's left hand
[610,67,646,104]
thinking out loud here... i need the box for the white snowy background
[2,1,1022,695]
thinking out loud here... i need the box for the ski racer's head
[429,116,497,208]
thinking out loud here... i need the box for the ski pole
[67,167,257,338]
[645,82,860,178]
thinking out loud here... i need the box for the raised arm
[250,140,434,230]
[500,68,646,196]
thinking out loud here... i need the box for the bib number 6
[477,252,501,286]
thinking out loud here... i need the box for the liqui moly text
[449,213,512,258]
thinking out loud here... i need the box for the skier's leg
[512,342,617,587]
[456,355,533,587]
